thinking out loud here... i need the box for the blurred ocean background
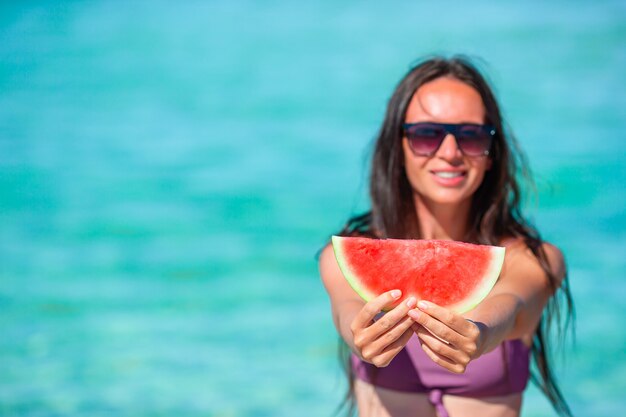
[1,1,625,416]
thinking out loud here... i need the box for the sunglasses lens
[456,125,493,156]
[406,125,445,155]
[404,123,494,156]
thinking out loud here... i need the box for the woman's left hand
[408,301,485,374]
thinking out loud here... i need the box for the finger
[415,327,470,367]
[419,340,466,374]
[368,327,414,368]
[414,324,452,348]
[352,289,403,330]
[416,301,478,338]
[408,308,461,345]
[366,315,416,355]
[356,296,416,352]
[371,296,417,338]
[411,322,425,333]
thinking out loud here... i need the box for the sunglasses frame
[402,122,496,157]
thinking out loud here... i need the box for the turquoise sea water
[1,1,625,416]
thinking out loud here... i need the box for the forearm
[332,299,365,351]
[464,293,523,354]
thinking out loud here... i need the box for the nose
[436,133,463,161]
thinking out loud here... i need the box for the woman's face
[402,77,492,207]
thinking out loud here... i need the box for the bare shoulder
[540,242,566,281]
[318,243,338,275]
[318,243,346,291]
[500,238,566,289]
[318,241,363,325]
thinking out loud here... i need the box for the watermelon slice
[331,236,505,314]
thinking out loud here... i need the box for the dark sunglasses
[403,122,496,157]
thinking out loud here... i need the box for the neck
[413,194,472,241]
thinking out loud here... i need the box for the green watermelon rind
[331,235,379,302]
[444,245,504,314]
[331,235,505,314]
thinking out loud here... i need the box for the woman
[319,56,574,417]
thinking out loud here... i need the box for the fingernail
[406,297,416,308]
[418,301,429,310]
[391,290,402,299]
[408,309,420,320]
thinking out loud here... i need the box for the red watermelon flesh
[331,236,505,313]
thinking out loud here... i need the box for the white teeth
[434,171,463,179]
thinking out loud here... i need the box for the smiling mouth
[432,171,466,179]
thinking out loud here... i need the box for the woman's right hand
[351,290,417,367]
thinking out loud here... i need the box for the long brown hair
[335,56,574,416]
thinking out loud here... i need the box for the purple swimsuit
[352,336,530,417]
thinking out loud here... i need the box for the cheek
[402,144,427,181]
[468,159,491,190]
[403,161,431,198]
[476,160,491,180]
[401,139,411,165]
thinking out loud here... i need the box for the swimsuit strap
[428,389,449,417]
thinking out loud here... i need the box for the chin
[419,191,474,207]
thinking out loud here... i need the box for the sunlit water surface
[1,1,625,416]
